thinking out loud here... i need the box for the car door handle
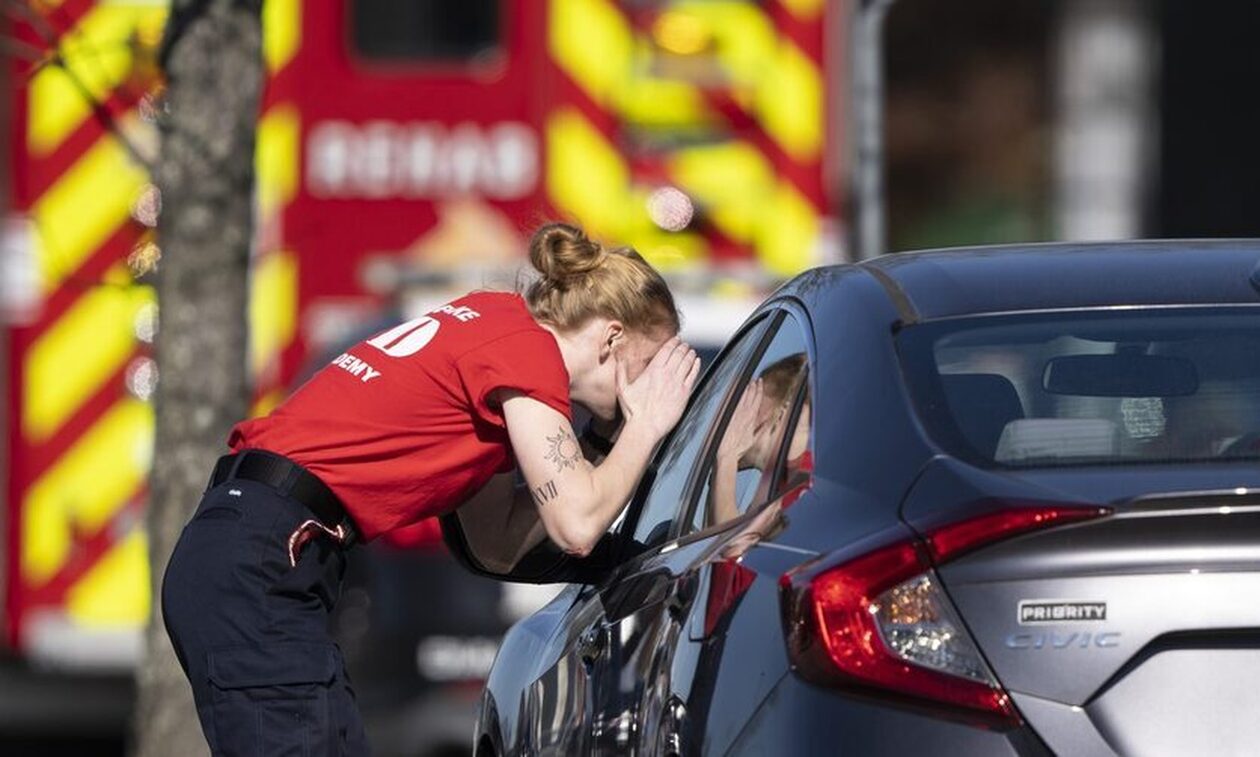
[578,626,607,666]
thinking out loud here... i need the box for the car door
[575,305,816,756]
[630,307,816,757]
[519,314,774,755]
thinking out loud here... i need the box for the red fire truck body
[1,0,839,741]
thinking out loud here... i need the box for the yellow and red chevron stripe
[251,0,303,416]
[7,0,163,649]
[6,0,304,651]
[545,0,830,276]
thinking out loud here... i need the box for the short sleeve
[456,329,572,428]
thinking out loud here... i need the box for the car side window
[628,318,771,549]
[691,312,812,533]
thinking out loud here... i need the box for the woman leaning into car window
[161,222,700,756]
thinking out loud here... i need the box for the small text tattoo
[544,427,582,471]
[532,479,558,506]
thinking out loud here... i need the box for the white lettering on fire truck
[306,120,539,200]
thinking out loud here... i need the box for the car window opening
[624,315,777,551]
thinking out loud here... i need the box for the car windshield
[897,307,1260,468]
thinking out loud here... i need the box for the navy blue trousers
[162,477,371,756]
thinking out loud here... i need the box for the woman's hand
[617,337,701,440]
[717,379,764,465]
[500,339,698,558]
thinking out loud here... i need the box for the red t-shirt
[229,291,571,540]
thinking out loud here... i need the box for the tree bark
[132,0,263,754]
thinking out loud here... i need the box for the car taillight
[780,504,1110,728]
[925,505,1109,565]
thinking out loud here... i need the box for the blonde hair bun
[524,220,680,337]
[529,222,606,288]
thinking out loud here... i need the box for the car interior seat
[940,373,1026,459]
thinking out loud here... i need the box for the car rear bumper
[725,674,1047,756]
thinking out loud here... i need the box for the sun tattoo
[544,427,581,471]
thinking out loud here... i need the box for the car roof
[843,239,1260,321]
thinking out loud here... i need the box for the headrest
[995,418,1119,464]
[940,373,1025,458]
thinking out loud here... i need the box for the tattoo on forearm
[531,479,559,506]
[544,426,581,471]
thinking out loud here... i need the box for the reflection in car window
[629,319,770,549]
[694,313,812,533]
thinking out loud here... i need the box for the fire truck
[1,0,840,750]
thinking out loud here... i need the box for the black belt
[210,450,356,540]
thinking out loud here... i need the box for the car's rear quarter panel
[773,270,934,555]
[677,552,796,757]
[725,674,1031,756]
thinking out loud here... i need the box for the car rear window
[897,307,1260,467]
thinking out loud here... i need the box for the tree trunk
[132,0,263,753]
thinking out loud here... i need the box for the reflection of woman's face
[742,393,788,470]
